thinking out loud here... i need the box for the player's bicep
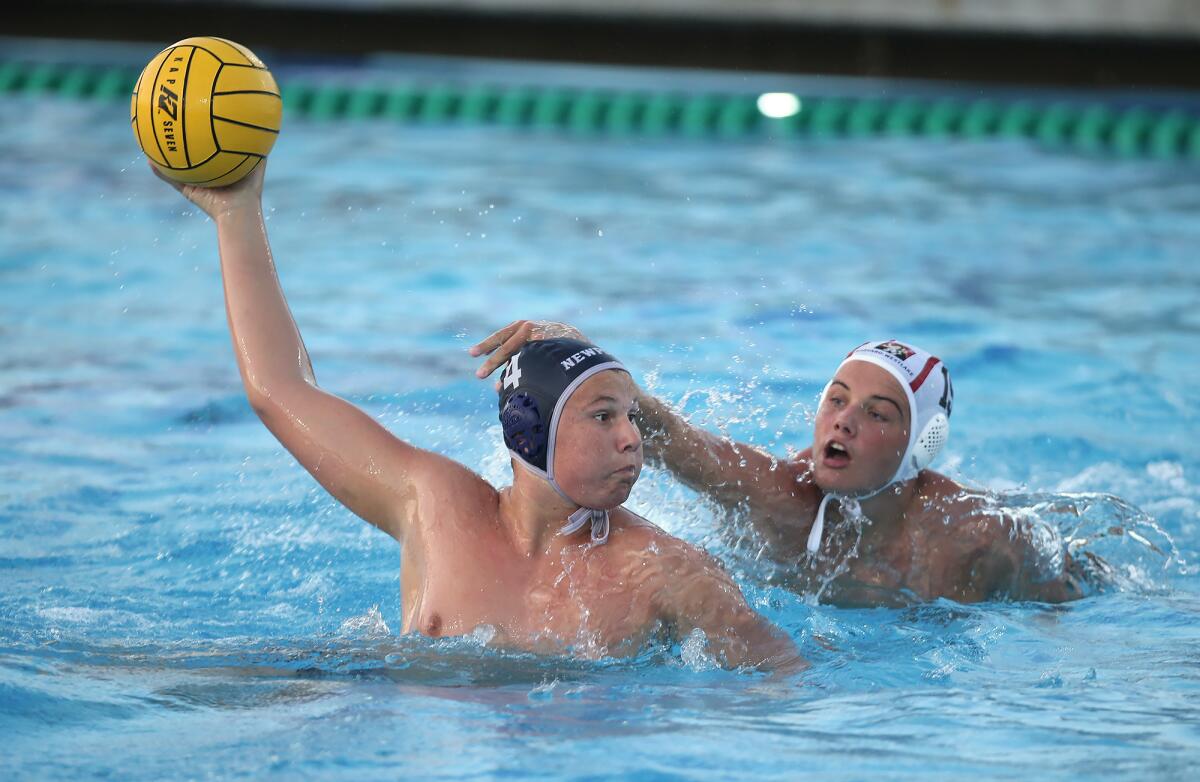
[252,385,449,540]
[1012,542,1087,603]
[965,544,1019,601]
[657,547,801,670]
[987,515,1085,603]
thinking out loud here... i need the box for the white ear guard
[909,411,949,472]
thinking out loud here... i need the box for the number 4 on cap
[502,354,523,390]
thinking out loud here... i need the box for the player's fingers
[475,321,533,378]
[468,320,524,357]
[148,161,188,193]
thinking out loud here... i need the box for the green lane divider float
[3,59,1198,160]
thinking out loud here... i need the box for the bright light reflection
[757,92,802,119]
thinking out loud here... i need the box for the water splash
[681,628,719,671]
[336,605,391,638]
[986,489,1185,590]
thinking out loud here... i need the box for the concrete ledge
[243,0,1200,38]
[24,0,1200,38]
[6,0,1200,88]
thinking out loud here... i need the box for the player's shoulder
[609,507,677,552]
[914,471,1011,544]
[608,507,718,569]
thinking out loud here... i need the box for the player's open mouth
[823,440,852,468]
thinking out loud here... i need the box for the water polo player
[473,322,1085,606]
[151,164,801,669]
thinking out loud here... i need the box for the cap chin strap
[511,454,611,546]
[806,412,950,554]
[806,482,891,555]
[561,506,610,545]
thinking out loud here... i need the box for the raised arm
[157,163,477,542]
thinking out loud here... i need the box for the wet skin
[156,165,800,669]
[398,370,764,659]
[473,321,1085,606]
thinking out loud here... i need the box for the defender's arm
[965,514,1085,604]
[634,392,806,515]
[472,320,806,516]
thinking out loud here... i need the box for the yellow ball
[131,36,281,188]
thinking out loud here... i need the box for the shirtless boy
[473,321,1085,607]
[155,164,801,669]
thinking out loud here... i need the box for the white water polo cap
[807,340,953,554]
[839,339,953,485]
[498,338,630,545]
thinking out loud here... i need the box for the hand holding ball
[132,37,281,188]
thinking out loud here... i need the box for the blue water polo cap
[497,337,627,476]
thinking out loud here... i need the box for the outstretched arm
[471,320,809,517]
[157,163,478,542]
[633,392,805,513]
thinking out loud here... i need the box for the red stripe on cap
[847,341,871,359]
[910,356,940,392]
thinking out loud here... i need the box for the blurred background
[5,3,1200,781]
[8,0,1200,88]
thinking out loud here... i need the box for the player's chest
[408,545,657,655]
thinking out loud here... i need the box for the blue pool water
[2,58,1200,780]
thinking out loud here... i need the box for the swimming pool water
[2,64,1199,780]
